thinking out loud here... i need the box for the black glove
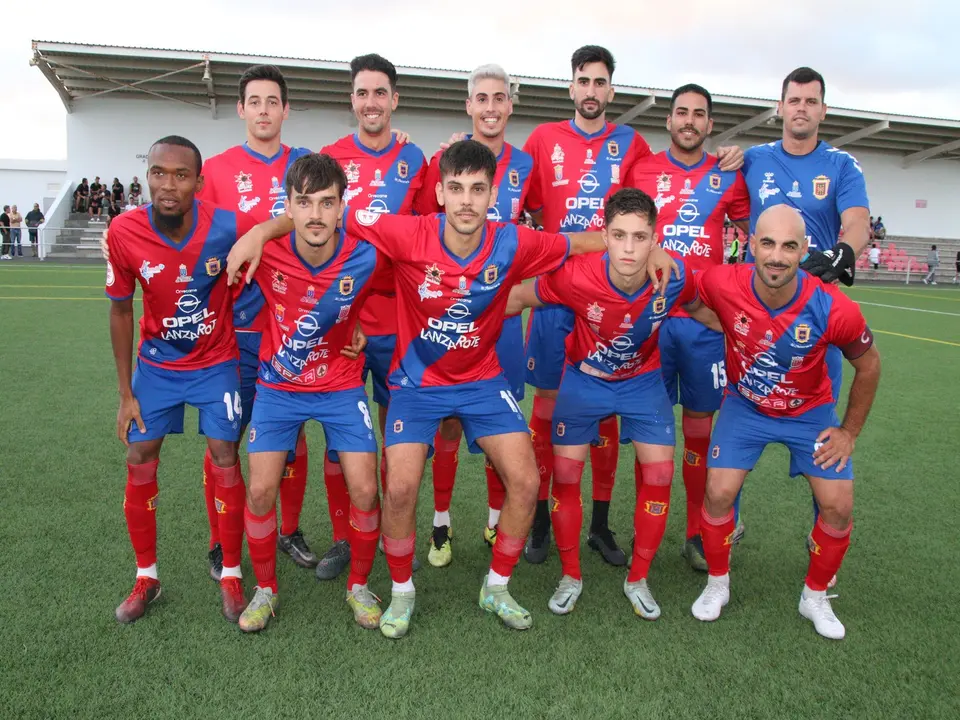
[801,242,856,286]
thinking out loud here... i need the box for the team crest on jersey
[345,161,361,185]
[551,144,565,164]
[653,296,667,315]
[607,140,619,157]
[393,420,404,434]
[509,168,520,187]
[275,304,285,323]
[812,175,831,200]
[177,263,193,283]
[339,275,354,296]
[397,160,408,180]
[709,173,721,190]
[205,257,221,276]
[795,324,811,343]
[586,302,605,323]
[556,422,566,437]
[483,265,499,285]
[644,501,668,516]
[235,171,253,193]
[272,271,288,294]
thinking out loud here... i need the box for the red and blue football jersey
[535,254,697,379]
[254,228,391,392]
[523,120,651,233]
[105,201,256,370]
[321,134,427,337]
[415,140,534,224]
[198,143,313,332]
[697,264,872,417]
[343,208,569,388]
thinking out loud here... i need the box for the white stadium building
[6,40,959,276]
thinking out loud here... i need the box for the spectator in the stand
[923,244,939,285]
[873,216,886,239]
[107,199,122,224]
[0,206,11,260]
[868,243,881,280]
[73,178,90,212]
[869,216,875,240]
[727,229,741,264]
[25,203,44,257]
[90,176,102,198]
[8,205,23,257]
[954,250,960,285]
[111,177,124,204]
[88,191,103,219]
[123,196,138,213]
[129,176,142,205]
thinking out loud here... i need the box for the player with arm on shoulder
[106,136,258,625]
[238,154,388,633]
[690,205,880,640]
[413,63,536,566]
[506,188,717,617]
[520,45,745,568]
[624,83,751,570]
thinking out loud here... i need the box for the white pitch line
[858,301,960,318]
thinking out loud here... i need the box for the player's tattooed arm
[683,297,723,333]
[506,281,544,316]
[226,215,294,285]
[715,145,744,172]
[109,298,146,444]
[814,342,880,471]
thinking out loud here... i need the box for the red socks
[202,449,219,549]
[383,534,415,584]
[279,433,308,536]
[628,460,674,582]
[552,456,585,580]
[700,507,735,577]
[681,415,712,539]
[209,460,245,568]
[490,529,525,578]
[323,453,351,543]
[124,459,160,569]
[590,416,619,502]
[530,395,556,502]
[347,504,380,588]
[806,517,852,591]
[485,458,505,513]
[432,432,460,514]
[245,506,278,593]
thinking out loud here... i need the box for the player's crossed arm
[226,214,295,285]
[682,297,723,333]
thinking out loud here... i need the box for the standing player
[691,205,881,639]
[106,136,255,623]
[238,154,387,632]
[197,64,317,577]
[624,84,750,570]
[315,53,428,580]
[522,46,744,565]
[506,188,719,616]
[414,63,534,565]
[228,141,679,638]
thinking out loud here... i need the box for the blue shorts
[708,394,854,480]
[524,305,574,391]
[553,366,675,447]
[247,385,377,459]
[660,316,725,413]
[129,357,242,444]
[497,315,526,401]
[237,331,262,427]
[363,333,396,407]
[386,376,528,455]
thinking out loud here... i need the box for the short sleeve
[620,130,653,180]
[533,262,573,306]
[196,160,218,205]
[408,151,428,205]
[513,225,570,279]
[695,266,719,310]
[234,210,259,241]
[825,290,870,357]
[726,171,751,221]
[521,134,543,213]
[836,153,870,215]
[678,262,698,307]
[343,206,416,261]
[413,155,442,216]
[105,223,136,301]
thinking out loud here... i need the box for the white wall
[0,159,67,220]
[64,97,959,238]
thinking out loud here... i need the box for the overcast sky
[5,0,957,160]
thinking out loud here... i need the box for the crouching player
[691,205,881,640]
[238,154,388,632]
[506,188,720,618]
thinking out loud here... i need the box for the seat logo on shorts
[711,445,720,459]
[556,422,566,437]
[393,420,404,433]
[249,428,257,443]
